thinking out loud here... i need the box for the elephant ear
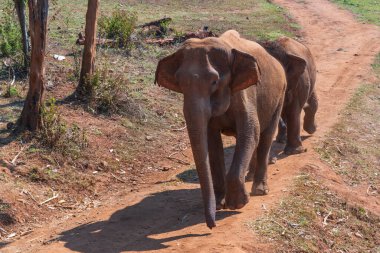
[230,49,261,93]
[155,51,183,93]
[286,53,307,83]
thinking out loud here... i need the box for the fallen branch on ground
[322,211,332,226]
[11,145,28,166]
[111,173,127,183]
[40,193,59,205]
[139,17,172,28]
[146,28,217,46]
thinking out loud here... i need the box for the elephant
[155,30,286,228]
[262,36,318,154]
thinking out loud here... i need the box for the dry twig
[323,211,332,226]
[40,193,59,205]
[111,173,127,183]
[171,124,187,131]
[165,151,191,165]
[11,145,27,166]
[23,189,39,205]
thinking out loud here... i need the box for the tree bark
[14,0,29,69]
[76,0,99,97]
[18,0,49,131]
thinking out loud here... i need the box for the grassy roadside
[330,0,380,25]
[317,53,380,188]
[249,173,380,252]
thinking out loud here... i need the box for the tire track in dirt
[3,0,380,252]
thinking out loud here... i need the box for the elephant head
[261,38,306,101]
[155,37,260,228]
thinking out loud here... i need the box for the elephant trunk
[183,96,216,229]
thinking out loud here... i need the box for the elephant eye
[211,80,218,86]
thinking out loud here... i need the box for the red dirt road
[3,0,380,252]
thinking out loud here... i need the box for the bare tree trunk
[14,0,29,69]
[76,0,99,97]
[18,0,49,131]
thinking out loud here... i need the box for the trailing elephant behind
[155,30,286,228]
[262,36,318,155]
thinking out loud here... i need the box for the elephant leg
[303,90,318,134]
[283,98,306,155]
[208,128,226,210]
[245,151,257,182]
[251,105,281,196]
[275,116,287,144]
[225,116,259,210]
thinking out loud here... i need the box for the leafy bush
[83,65,145,119]
[3,86,19,98]
[0,1,22,57]
[85,66,127,114]
[98,10,138,49]
[38,98,88,159]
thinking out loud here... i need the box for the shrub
[98,10,138,49]
[3,86,19,98]
[38,98,88,159]
[0,1,22,57]
[85,65,127,114]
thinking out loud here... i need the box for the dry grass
[248,173,380,252]
[316,54,380,189]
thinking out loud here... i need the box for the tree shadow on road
[54,188,239,253]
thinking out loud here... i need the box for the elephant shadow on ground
[55,188,239,253]
[176,141,299,185]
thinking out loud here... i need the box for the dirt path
[3,0,380,252]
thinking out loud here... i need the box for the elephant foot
[269,156,277,164]
[284,145,307,155]
[251,181,269,196]
[225,179,249,210]
[215,194,226,210]
[303,120,317,134]
[276,133,287,144]
[245,170,254,182]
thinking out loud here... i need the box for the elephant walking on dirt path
[155,30,286,228]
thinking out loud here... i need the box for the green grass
[331,0,380,25]
[46,0,299,50]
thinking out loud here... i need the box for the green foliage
[68,46,82,82]
[332,0,380,25]
[38,98,88,159]
[98,10,138,49]
[156,18,172,37]
[85,65,127,114]
[0,0,22,57]
[3,85,19,98]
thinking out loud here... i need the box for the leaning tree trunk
[76,0,99,98]
[18,0,49,131]
[14,0,29,69]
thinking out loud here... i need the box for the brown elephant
[155,30,286,228]
[262,36,318,154]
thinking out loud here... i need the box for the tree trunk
[14,0,29,69]
[18,0,49,131]
[76,0,99,97]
